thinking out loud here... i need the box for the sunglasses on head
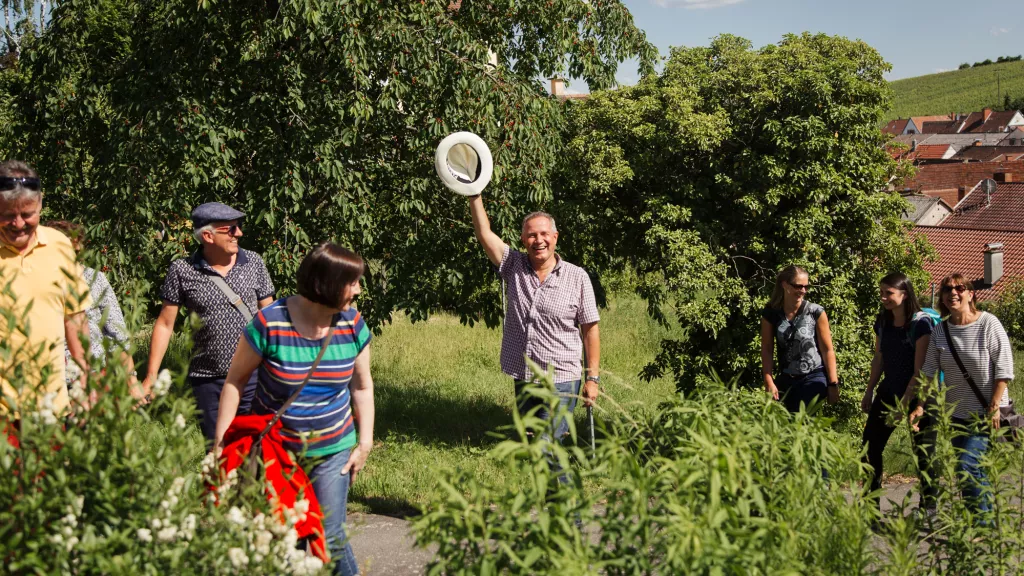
[0,176,41,192]
[940,284,968,294]
[212,224,241,235]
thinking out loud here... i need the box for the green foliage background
[552,33,930,400]
[0,0,655,327]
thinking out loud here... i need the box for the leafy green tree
[552,34,930,400]
[4,0,655,327]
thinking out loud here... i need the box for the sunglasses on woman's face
[787,282,810,291]
[0,176,41,192]
[940,285,968,295]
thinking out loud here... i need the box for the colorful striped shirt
[244,298,371,457]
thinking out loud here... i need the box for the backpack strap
[941,319,991,413]
[208,274,254,323]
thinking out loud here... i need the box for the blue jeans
[776,369,828,414]
[305,447,359,576]
[190,373,258,444]
[951,430,992,516]
[514,379,581,485]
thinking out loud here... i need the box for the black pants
[861,392,937,508]
[189,373,258,444]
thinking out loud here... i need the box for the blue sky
[612,0,1024,85]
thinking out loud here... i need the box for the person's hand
[990,407,1001,430]
[827,385,840,405]
[582,380,599,407]
[342,443,372,484]
[861,389,873,414]
[765,381,779,401]
[908,405,925,432]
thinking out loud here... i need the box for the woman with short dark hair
[760,265,840,412]
[860,272,935,509]
[914,273,1015,517]
[215,242,373,575]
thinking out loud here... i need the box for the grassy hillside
[889,60,1024,119]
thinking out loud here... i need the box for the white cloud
[654,0,745,9]
[935,68,950,73]
[990,26,1010,36]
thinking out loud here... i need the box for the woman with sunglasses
[761,265,840,413]
[860,272,935,509]
[913,274,1014,517]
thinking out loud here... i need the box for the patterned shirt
[64,268,131,383]
[922,312,1014,420]
[160,248,274,378]
[499,247,600,382]
[244,299,372,457]
[761,302,824,376]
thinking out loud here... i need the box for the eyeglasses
[787,282,810,291]
[0,177,41,192]
[211,224,241,235]
[940,285,968,294]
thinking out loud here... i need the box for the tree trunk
[39,0,44,31]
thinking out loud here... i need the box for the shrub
[989,280,1024,342]
[414,366,878,574]
[0,283,328,575]
[414,367,1024,574]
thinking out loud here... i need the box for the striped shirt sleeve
[352,310,372,353]
[988,314,1015,381]
[244,309,270,355]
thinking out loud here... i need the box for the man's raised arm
[468,195,507,268]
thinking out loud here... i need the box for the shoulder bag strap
[208,274,254,323]
[942,320,991,411]
[253,325,334,445]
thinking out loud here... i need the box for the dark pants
[190,373,258,443]
[514,379,581,486]
[776,369,828,414]
[861,392,938,508]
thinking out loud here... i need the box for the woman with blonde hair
[914,273,1015,516]
[760,265,840,412]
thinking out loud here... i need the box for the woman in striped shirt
[215,242,374,576]
[914,273,1014,517]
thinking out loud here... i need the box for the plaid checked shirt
[499,246,600,382]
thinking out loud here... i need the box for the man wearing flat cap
[141,202,274,442]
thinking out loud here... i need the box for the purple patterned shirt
[499,246,600,382]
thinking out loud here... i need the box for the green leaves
[3,0,655,326]
[554,33,928,398]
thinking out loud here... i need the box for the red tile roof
[913,226,1024,300]
[942,181,1024,231]
[952,146,1024,162]
[910,144,954,160]
[960,110,1019,133]
[920,120,962,134]
[920,188,963,208]
[883,119,910,136]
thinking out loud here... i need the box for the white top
[922,312,1014,420]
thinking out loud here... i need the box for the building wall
[916,204,951,226]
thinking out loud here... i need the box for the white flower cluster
[152,369,173,398]
[32,392,60,426]
[136,476,196,545]
[223,500,325,574]
[49,496,85,552]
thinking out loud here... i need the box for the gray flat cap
[191,202,245,228]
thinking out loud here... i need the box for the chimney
[983,108,993,122]
[984,242,1004,287]
[549,78,565,97]
[910,139,917,151]
[958,186,967,201]
[994,172,1014,183]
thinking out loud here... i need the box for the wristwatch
[586,376,600,384]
